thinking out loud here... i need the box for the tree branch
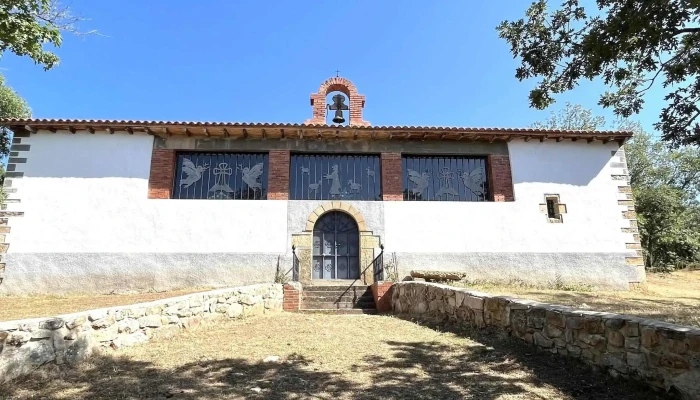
[673,27,700,35]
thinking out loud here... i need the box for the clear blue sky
[0,1,665,133]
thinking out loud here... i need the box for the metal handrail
[359,244,384,282]
[291,245,300,282]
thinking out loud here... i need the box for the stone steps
[302,285,376,312]
[299,308,377,315]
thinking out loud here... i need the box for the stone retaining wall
[0,283,283,384]
[390,282,700,399]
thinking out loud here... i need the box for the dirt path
[1,313,674,400]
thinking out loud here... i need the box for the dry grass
[0,313,673,400]
[454,270,700,328]
[0,288,212,321]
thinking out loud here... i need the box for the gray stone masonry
[391,282,700,399]
[0,283,283,384]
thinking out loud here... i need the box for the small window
[546,199,557,218]
[543,195,564,223]
[402,156,488,201]
[172,152,268,199]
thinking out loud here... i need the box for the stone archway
[291,201,381,285]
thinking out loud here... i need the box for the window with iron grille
[402,156,489,201]
[172,152,268,199]
[289,154,382,201]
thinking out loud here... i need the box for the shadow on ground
[0,326,679,400]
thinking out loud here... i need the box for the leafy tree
[534,103,700,271]
[0,74,31,156]
[531,102,606,131]
[498,0,700,147]
[0,0,94,70]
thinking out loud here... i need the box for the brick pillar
[487,154,514,202]
[268,150,290,200]
[148,149,176,199]
[371,281,394,313]
[283,283,302,312]
[381,152,403,201]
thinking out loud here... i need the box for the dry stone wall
[0,283,283,384]
[391,282,700,399]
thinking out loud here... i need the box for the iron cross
[328,94,348,124]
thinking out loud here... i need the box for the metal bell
[332,110,345,124]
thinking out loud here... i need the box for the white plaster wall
[384,140,627,254]
[6,131,288,254]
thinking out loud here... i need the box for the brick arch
[304,201,367,232]
[304,76,370,127]
[317,77,359,96]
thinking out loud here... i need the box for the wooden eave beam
[242,128,248,139]
[587,136,597,143]
[488,135,496,143]
[222,127,230,138]
[144,127,153,135]
[572,136,579,142]
[280,128,285,139]
[556,136,563,142]
[440,132,446,140]
[353,130,358,140]
[106,127,114,135]
[125,127,134,135]
[184,128,192,137]
[603,137,612,144]
[372,131,377,141]
[524,135,531,142]
[24,125,37,134]
[540,135,548,142]
[164,127,172,137]
[261,128,267,139]
[67,126,76,134]
[202,127,210,137]
[457,133,465,141]
[48,127,57,133]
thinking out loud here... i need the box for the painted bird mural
[238,163,265,191]
[407,169,430,195]
[459,168,484,195]
[179,158,208,188]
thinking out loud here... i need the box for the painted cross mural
[173,153,268,200]
[403,156,488,201]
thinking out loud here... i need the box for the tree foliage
[498,0,700,147]
[531,102,606,131]
[0,0,94,70]
[535,103,700,271]
[0,74,31,156]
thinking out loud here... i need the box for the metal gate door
[312,211,360,279]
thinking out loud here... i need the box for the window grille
[289,154,382,201]
[402,156,489,201]
[172,152,268,199]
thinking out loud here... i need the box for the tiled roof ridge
[0,118,632,135]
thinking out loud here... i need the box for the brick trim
[487,155,514,202]
[147,149,176,199]
[283,283,302,312]
[268,150,290,200]
[381,152,403,201]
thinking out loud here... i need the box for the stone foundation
[0,283,283,384]
[390,282,700,399]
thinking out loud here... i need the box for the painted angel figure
[179,158,208,188]
[407,169,430,195]
[324,164,341,195]
[459,167,484,196]
[238,163,264,191]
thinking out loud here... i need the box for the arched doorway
[312,211,360,280]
